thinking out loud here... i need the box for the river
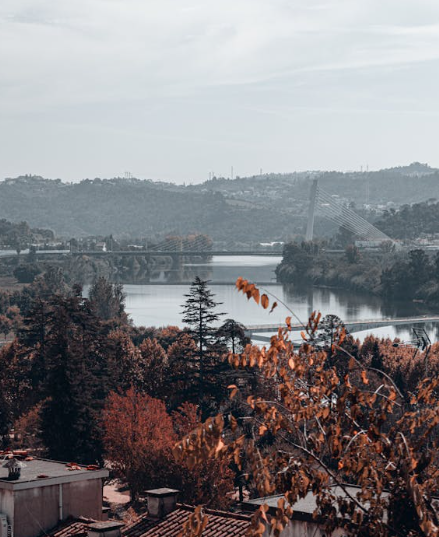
[121,255,439,344]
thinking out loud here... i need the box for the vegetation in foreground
[177,280,439,537]
[2,269,439,534]
[0,274,249,507]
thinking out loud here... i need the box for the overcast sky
[2,0,439,183]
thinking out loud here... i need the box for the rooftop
[0,456,107,486]
[49,518,92,537]
[123,505,251,537]
[48,505,251,537]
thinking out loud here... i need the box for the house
[0,455,108,537]
[48,485,382,537]
[49,489,252,537]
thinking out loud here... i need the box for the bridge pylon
[305,179,318,242]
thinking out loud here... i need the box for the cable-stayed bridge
[305,179,392,243]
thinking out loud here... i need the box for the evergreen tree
[40,293,109,463]
[179,277,226,414]
[216,319,249,354]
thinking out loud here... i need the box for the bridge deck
[246,316,439,334]
[0,250,283,259]
[69,250,282,257]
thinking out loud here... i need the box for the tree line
[277,242,439,305]
[0,273,254,507]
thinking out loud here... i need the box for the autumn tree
[175,278,439,537]
[360,335,383,371]
[0,345,13,446]
[135,338,168,396]
[0,340,35,423]
[103,388,176,499]
[12,403,45,452]
[156,326,186,351]
[171,402,234,509]
[102,389,234,506]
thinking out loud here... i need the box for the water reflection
[120,256,439,345]
[145,255,281,285]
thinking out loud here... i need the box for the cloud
[1,0,439,111]
[1,0,439,181]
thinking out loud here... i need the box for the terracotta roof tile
[123,505,251,537]
[48,506,251,537]
[49,517,94,537]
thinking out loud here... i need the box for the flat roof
[0,458,108,488]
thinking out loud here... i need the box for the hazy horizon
[1,160,436,185]
[2,0,439,183]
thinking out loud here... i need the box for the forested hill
[1,163,438,240]
[376,201,439,239]
[196,162,439,206]
[0,176,300,241]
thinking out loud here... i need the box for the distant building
[48,485,378,537]
[355,239,392,250]
[0,456,108,537]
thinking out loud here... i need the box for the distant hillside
[375,200,439,240]
[1,164,438,241]
[195,162,439,207]
[0,176,298,241]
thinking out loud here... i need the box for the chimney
[146,488,179,518]
[87,521,124,537]
[2,458,25,481]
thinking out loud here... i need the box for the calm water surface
[122,256,439,343]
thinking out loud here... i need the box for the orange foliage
[175,279,439,537]
[103,388,175,499]
[102,390,234,507]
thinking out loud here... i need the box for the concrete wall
[7,478,104,537]
[14,485,59,537]
[62,478,104,520]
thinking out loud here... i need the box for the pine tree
[179,277,226,414]
[40,294,109,463]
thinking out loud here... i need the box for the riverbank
[276,244,439,308]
